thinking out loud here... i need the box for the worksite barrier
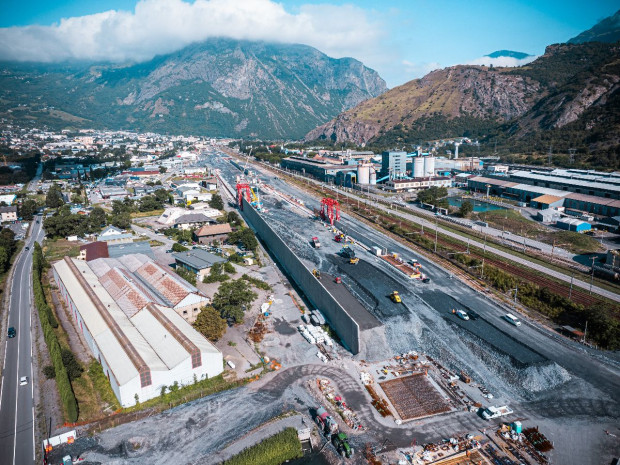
[240,198,361,354]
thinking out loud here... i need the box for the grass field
[43,239,81,262]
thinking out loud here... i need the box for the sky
[0,0,618,87]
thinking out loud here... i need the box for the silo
[369,168,377,185]
[357,164,370,184]
[424,157,436,177]
[413,158,424,178]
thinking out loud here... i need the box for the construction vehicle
[390,291,402,303]
[312,269,321,279]
[334,233,345,243]
[332,432,354,458]
[334,276,342,284]
[311,236,321,248]
[315,406,338,435]
[481,405,514,420]
[349,257,359,264]
[340,246,357,264]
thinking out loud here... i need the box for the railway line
[334,194,604,308]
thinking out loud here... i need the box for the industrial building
[508,169,620,200]
[467,176,620,218]
[383,177,452,192]
[381,151,408,178]
[173,249,227,280]
[52,254,222,407]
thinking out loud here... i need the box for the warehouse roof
[108,241,154,259]
[52,256,218,385]
[173,249,226,271]
[468,176,518,187]
[174,213,214,226]
[510,170,620,193]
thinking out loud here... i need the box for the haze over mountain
[0,38,386,139]
[485,50,533,60]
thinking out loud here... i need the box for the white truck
[482,405,514,420]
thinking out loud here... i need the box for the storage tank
[413,157,424,178]
[357,164,370,184]
[424,156,436,177]
[369,168,377,185]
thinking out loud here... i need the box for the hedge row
[32,243,78,422]
[221,427,302,465]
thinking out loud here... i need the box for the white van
[503,313,521,326]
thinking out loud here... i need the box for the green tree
[228,228,258,251]
[71,194,83,204]
[212,279,257,324]
[226,211,242,227]
[172,242,189,252]
[110,211,132,230]
[459,200,474,217]
[193,306,227,342]
[159,166,167,174]
[18,199,38,220]
[209,194,224,210]
[61,348,84,381]
[416,186,449,208]
[89,207,107,229]
[45,183,64,208]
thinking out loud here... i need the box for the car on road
[8,326,16,338]
[19,376,28,386]
[455,309,470,321]
[166,249,173,253]
[422,277,431,283]
[25,246,30,250]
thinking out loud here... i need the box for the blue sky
[0,0,618,87]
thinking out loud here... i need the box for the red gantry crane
[236,183,252,210]
[320,198,340,225]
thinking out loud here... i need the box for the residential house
[0,206,18,222]
[174,213,215,230]
[97,225,133,244]
[194,223,232,245]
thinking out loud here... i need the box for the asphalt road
[0,216,45,465]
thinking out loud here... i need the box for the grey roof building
[108,241,155,259]
[173,249,226,280]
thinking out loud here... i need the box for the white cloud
[466,55,537,68]
[401,60,442,79]
[0,0,384,66]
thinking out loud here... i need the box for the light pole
[434,216,438,253]
[569,272,574,300]
[511,286,518,304]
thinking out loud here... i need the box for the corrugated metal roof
[108,241,155,259]
[510,184,568,197]
[135,261,196,306]
[511,170,620,193]
[53,257,221,385]
[172,249,226,271]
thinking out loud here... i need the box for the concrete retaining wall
[240,198,361,354]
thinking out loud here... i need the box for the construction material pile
[380,373,452,421]
[317,379,364,431]
[298,324,333,346]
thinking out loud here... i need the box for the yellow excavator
[312,269,321,279]
[390,291,402,303]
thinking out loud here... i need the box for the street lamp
[510,286,518,304]
[434,216,438,253]
[590,256,596,295]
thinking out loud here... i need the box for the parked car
[19,376,28,386]
[8,326,16,338]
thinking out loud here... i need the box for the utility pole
[569,273,574,300]
[569,147,576,164]
[590,256,596,295]
[513,285,518,304]
[434,216,438,253]
[548,144,553,166]
[583,320,588,345]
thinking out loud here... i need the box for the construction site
[46,150,620,465]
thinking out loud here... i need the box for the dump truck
[315,406,338,435]
[390,291,402,303]
[312,236,321,248]
[332,432,354,458]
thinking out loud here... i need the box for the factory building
[383,177,452,192]
[52,254,222,407]
[467,176,620,218]
[381,151,407,177]
[280,156,346,181]
[504,170,620,200]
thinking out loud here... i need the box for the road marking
[12,258,24,465]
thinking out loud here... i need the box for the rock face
[568,9,620,44]
[0,38,386,139]
[306,42,620,150]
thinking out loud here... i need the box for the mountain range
[0,38,386,139]
[306,11,620,167]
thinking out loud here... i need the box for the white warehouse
[52,255,223,407]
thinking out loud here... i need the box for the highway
[0,215,45,465]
